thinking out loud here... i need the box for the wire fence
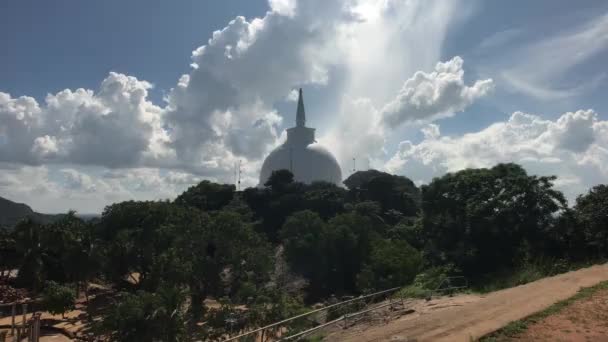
[219,276,469,341]
[221,286,405,342]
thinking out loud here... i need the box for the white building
[259,89,342,186]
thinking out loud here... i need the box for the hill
[0,196,62,229]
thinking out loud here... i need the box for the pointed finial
[296,88,305,127]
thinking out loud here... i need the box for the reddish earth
[508,287,608,342]
[324,263,608,342]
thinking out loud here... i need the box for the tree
[96,201,203,290]
[344,170,420,218]
[0,227,18,280]
[420,163,567,277]
[574,184,608,256]
[174,181,235,212]
[12,219,46,290]
[42,213,96,297]
[301,182,347,220]
[357,239,422,291]
[280,211,328,297]
[171,210,272,321]
[281,210,380,299]
[42,281,75,318]
[100,285,187,342]
[243,171,306,242]
[264,169,295,190]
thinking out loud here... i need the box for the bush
[100,285,186,342]
[42,281,75,318]
[397,265,458,299]
[356,239,422,291]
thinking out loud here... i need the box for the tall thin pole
[237,160,242,191]
[11,303,15,336]
[352,157,356,173]
[22,303,27,329]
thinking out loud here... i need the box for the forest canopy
[1,163,607,341]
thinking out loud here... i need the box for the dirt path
[508,286,608,342]
[325,263,608,342]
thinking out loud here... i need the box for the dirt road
[325,263,608,342]
[511,285,608,341]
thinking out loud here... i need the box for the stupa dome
[259,89,342,185]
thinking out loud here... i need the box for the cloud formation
[381,57,494,126]
[1,0,606,213]
[497,13,608,100]
[385,109,608,202]
[0,73,164,168]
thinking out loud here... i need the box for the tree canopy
[3,164,607,341]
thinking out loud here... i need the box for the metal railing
[430,276,468,298]
[281,293,407,341]
[222,286,404,341]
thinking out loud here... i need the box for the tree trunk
[189,284,206,324]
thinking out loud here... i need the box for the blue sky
[1,0,608,213]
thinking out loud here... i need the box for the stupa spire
[296,88,305,127]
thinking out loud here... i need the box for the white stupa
[259,89,342,186]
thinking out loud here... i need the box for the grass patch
[472,257,604,294]
[397,284,432,299]
[479,280,608,341]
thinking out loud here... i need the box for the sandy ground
[509,287,608,342]
[0,309,86,340]
[324,263,608,342]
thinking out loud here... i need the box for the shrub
[42,281,75,318]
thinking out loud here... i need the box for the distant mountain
[0,196,63,229]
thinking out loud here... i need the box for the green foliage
[202,289,309,341]
[398,264,458,299]
[574,184,608,255]
[244,171,348,242]
[174,180,235,212]
[100,285,187,342]
[42,281,75,317]
[281,209,417,298]
[280,210,327,295]
[344,170,420,219]
[474,257,595,293]
[264,169,295,189]
[357,239,422,291]
[11,213,94,290]
[0,227,18,279]
[97,200,272,322]
[97,201,204,289]
[420,163,567,277]
[6,166,608,340]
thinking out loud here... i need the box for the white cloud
[0,163,208,213]
[498,12,608,100]
[0,73,164,168]
[385,109,608,202]
[0,0,509,213]
[381,56,494,126]
[269,0,297,17]
[322,56,492,169]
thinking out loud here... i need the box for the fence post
[22,303,27,328]
[28,322,33,342]
[34,313,41,342]
[10,303,16,336]
[15,326,21,342]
